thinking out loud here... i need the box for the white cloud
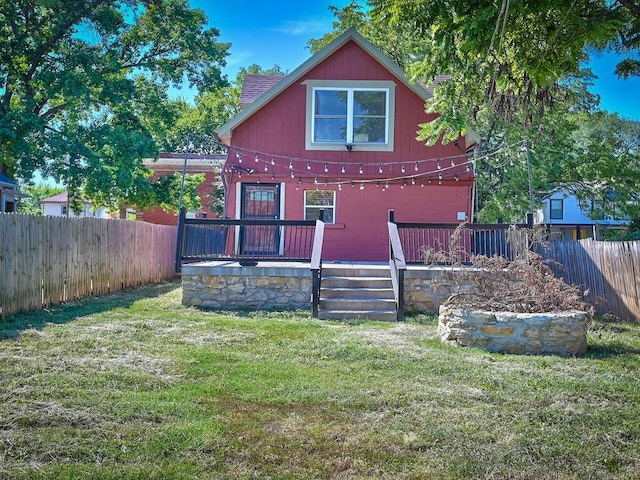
[270,19,329,36]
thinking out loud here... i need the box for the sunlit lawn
[1,280,639,479]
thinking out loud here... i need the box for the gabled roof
[40,192,91,205]
[217,28,433,144]
[240,75,285,109]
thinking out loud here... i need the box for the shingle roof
[0,173,17,186]
[239,75,285,109]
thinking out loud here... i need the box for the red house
[217,29,478,262]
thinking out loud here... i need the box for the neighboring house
[140,153,226,225]
[217,29,479,262]
[536,189,629,240]
[40,192,109,218]
[0,173,26,213]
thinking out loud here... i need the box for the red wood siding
[225,39,474,261]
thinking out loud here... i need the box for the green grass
[1,280,639,479]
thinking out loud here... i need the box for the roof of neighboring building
[143,153,226,171]
[40,192,91,205]
[0,173,17,186]
[240,75,285,109]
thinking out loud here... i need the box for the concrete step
[320,286,395,299]
[321,264,391,278]
[321,276,393,289]
[320,297,396,311]
[318,309,397,321]
[318,264,397,321]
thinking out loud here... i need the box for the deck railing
[394,221,531,264]
[310,218,326,319]
[175,208,324,272]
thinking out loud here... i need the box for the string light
[324,164,329,173]
[271,157,275,166]
[378,164,383,174]
[307,161,311,170]
[359,183,365,190]
[414,162,419,172]
[341,164,346,174]
[401,164,406,173]
[255,155,259,163]
[289,160,293,169]
[359,164,364,175]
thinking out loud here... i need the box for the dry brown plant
[424,224,593,314]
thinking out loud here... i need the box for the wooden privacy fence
[0,214,177,318]
[538,239,640,323]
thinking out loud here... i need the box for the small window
[304,190,335,224]
[61,205,67,216]
[550,199,563,220]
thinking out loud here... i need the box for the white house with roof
[536,188,629,240]
[40,192,110,218]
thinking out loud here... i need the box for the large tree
[0,0,229,212]
[310,1,640,225]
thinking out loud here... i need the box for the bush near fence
[0,214,177,318]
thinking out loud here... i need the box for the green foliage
[0,0,229,210]
[16,182,64,214]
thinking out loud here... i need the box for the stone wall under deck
[181,262,312,309]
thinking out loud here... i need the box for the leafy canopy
[0,0,229,212]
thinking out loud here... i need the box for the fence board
[0,214,177,318]
[538,239,640,323]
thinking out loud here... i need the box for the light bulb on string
[437,162,441,170]
[359,164,364,175]
[314,176,318,184]
[290,172,295,179]
[411,178,416,185]
[264,164,268,172]
[401,164,406,173]
[271,157,275,166]
[341,164,346,174]
[438,173,442,180]
[378,164,383,174]
[324,164,329,173]
[414,162,419,172]
[451,160,456,167]
[289,160,293,169]
[359,183,365,190]
[307,161,311,170]
[401,181,406,189]
[338,183,342,191]
[255,155,259,163]
[237,152,242,163]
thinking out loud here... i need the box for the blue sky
[189,0,640,121]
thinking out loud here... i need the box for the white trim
[304,189,336,224]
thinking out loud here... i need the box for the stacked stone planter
[438,306,591,356]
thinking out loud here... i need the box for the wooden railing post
[175,206,186,273]
[310,218,325,318]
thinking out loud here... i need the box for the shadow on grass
[584,319,640,359]
[0,280,181,341]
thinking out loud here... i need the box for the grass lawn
[1,280,639,479]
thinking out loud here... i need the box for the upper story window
[549,198,563,220]
[304,80,395,152]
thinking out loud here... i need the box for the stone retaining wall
[438,306,590,356]
[181,263,311,309]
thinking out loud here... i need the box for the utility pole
[525,139,534,227]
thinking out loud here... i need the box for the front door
[240,183,281,255]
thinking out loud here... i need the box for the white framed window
[304,190,335,224]
[304,80,395,151]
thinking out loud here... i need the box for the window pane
[315,90,347,115]
[353,91,386,116]
[305,207,334,223]
[305,190,335,206]
[314,118,347,142]
[353,117,386,143]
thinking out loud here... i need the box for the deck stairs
[318,263,397,321]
